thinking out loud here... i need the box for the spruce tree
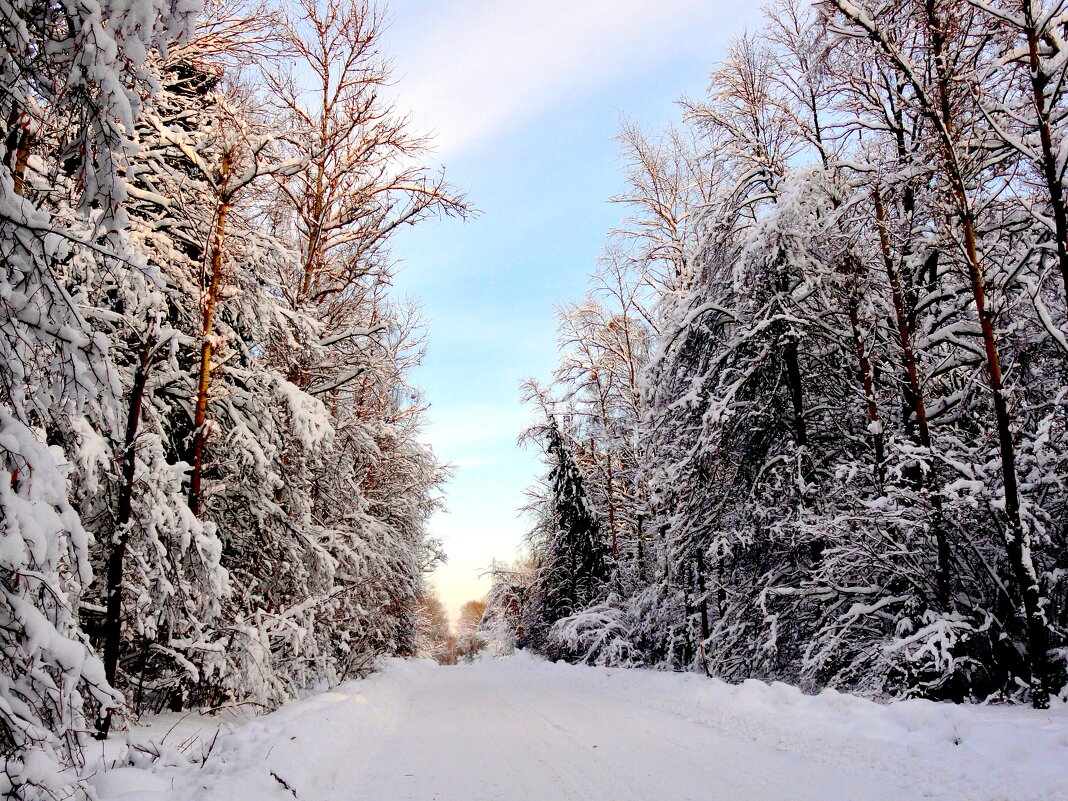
[539,422,610,641]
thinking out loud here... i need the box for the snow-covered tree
[1,0,205,792]
[520,420,611,659]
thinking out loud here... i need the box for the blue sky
[383,0,763,619]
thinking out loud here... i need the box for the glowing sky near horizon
[383,0,763,620]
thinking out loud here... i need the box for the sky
[383,0,764,620]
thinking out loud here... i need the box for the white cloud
[388,0,745,156]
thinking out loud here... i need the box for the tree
[3,0,465,787]
[455,600,487,662]
[416,593,456,665]
[826,0,1056,710]
[523,421,610,658]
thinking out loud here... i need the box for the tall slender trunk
[775,258,807,449]
[189,154,232,516]
[695,547,711,677]
[874,186,952,607]
[848,292,886,481]
[681,562,695,669]
[810,75,883,480]
[926,0,1050,708]
[817,146,885,480]
[960,202,1050,707]
[873,188,933,451]
[1022,1,1068,307]
[843,255,886,483]
[97,341,153,738]
[635,513,647,583]
[889,71,925,446]
[784,335,807,449]
[299,68,333,300]
[605,446,617,560]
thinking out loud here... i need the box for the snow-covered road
[93,654,1068,801]
[358,657,903,801]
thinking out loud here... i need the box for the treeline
[486,0,1068,709]
[1,0,458,796]
[419,597,488,665]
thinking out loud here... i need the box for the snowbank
[517,655,1068,801]
[88,658,437,800]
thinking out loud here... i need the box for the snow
[91,655,1068,801]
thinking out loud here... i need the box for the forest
[487,0,1068,713]
[3,0,1068,798]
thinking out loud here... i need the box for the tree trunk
[775,257,807,449]
[636,513,646,583]
[189,155,232,516]
[961,206,1050,708]
[1022,1,1068,308]
[681,562,695,670]
[695,547,711,677]
[873,186,952,607]
[97,341,153,738]
[606,450,617,560]
[925,0,1050,708]
[843,255,886,484]
[873,188,933,451]
[784,335,807,449]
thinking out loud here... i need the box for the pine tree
[529,422,610,657]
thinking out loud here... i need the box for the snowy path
[354,659,906,801]
[93,654,1068,801]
